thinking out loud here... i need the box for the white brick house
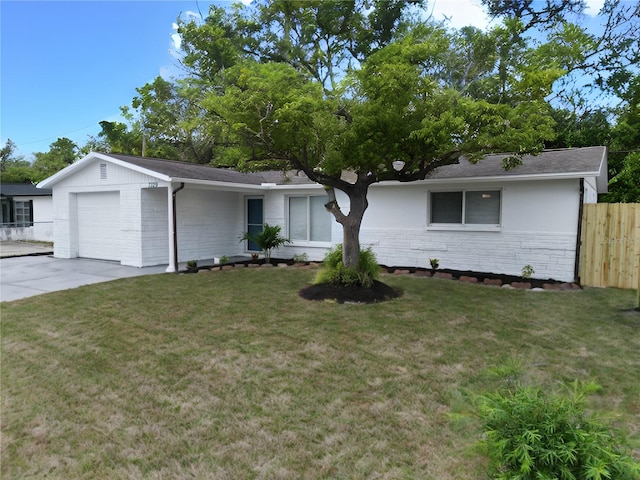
[37,146,608,281]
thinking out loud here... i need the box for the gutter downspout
[574,178,585,284]
[171,182,185,273]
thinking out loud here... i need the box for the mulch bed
[188,258,581,303]
[299,280,400,304]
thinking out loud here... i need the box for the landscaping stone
[394,269,411,275]
[261,263,274,268]
[511,281,532,289]
[434,272,453,280]
[483,278,503,286]
[222,265,234,271]
[459,275,478,283]
[414,270,432,277]
[543,283,562,290]
[248,263,260,268]
[277,263,289,268]
[502,284,515,289]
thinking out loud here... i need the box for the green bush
[477,381,640,480]
[239,224,291,262]
[314,244,381,288]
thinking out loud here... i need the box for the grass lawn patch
[2,269,639,479]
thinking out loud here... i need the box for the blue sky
[1,0,220,159]
[1,0,605,160]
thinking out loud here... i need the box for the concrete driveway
[1,248,168,302]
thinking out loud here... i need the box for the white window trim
[427,188,502,231]
[286,195,332,247]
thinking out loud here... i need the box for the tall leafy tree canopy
[174,0,565,268]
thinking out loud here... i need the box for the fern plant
[314,244,380,288]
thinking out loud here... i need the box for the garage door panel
[77,192,121,261]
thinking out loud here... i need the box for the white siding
[175,187,244,262]
[360,179,582,281]
[50,158,169,264]
[141,187,169,266]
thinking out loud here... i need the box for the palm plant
[240,224,291,262]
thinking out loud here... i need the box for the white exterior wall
[262,187,340,262]
[359,178,582,281]
[50,158,169,264]
[175,187,244,262]
[0,195,53,241]
[141,187,169,266]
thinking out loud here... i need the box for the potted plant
[239,224,291,263]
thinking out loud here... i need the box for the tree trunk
[324,181,369,270]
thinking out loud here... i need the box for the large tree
[0,139,33,183]
[177,1,565,272]
[30,138,79,182]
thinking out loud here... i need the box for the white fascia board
[171,177,268,192]
[263,183,325,190]
[371,171,601,187]
[596,147,608,193]
[37,152,171,188]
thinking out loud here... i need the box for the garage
[76,191,121,261]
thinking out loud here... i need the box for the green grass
[2,268,639,479]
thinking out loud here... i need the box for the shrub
[314,244,381,288]
[239,224,291,262]
[477,381,640,480]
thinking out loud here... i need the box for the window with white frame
[430,190,501,225]
[288,196,331,242]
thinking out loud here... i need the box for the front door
[246,197,264,252]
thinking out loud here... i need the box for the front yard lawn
[2,268,639,479]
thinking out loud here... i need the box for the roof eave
[373,170,603,187]
[37,152,172,188]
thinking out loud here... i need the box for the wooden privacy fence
[580,203,640,289]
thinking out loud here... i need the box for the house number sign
[148,182,158,188]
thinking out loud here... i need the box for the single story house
[0,183,53,242]
[37,146,608,282]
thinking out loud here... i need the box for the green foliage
[477,381,640,480]
[314,244,380,288]
[1,139,32,183]
[430,258,440,269]
[292,253,308,263]
[31,137,79,182]
[521,265,535,279]
[186,260,197,270]
[219,255,230,265]
[604,152,640,203]
[239,224,291,262]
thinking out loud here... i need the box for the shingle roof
[1,183,52,196]
[105,153,315,185]
[428,146,606,180]
[108,146,605,185]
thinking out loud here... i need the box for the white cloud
[584,0,605,16]
[428,0,492,30]
[171,33,181,51]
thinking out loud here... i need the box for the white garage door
[77,191,121,261]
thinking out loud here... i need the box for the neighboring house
[0,183,53,242]
[37,147,608,282]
